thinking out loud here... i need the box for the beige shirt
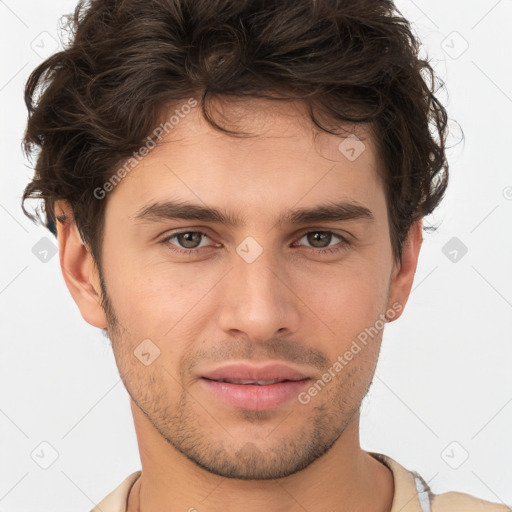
[91,452,510,512]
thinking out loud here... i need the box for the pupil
[307,231,331,248]
[178,232,201,248]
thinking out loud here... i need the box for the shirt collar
[369,451,431,512]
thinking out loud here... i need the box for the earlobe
[55,200,108,329]
[386,219,423,322]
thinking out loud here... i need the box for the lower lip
[200,378,310,410]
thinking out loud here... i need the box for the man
[21,0,509,510]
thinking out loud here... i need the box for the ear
[386,218,423,322]
[55,200,108,329]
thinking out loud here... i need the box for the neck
[127,401,394,512]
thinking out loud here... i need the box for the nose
[216,249,301,343]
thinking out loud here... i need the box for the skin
[56,98,422,512]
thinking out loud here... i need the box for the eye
[294,231,349,254]
[161,231,216,253]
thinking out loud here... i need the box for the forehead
[106,98,386,225]
[155,97,377,162]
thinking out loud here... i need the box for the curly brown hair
[22,0,448,266]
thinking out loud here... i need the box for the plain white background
[1,0,511,510]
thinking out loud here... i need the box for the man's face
[94,99,403,479]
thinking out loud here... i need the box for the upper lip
[201,362,310,382]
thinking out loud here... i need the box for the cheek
[102,244,225,348]
[291,256,391,333]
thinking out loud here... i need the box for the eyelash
[159,230,350,256]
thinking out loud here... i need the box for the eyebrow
[133,199,374,227]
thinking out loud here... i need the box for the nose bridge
[217,246,300,341]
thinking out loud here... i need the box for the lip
[199,362,311,411]
[201,362,310,382]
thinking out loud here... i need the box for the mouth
[204,378,302,385]
[199,363,311,411]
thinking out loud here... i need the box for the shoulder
[431,491,511,511]
[368,452,510,512]
[90,471,141,512]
